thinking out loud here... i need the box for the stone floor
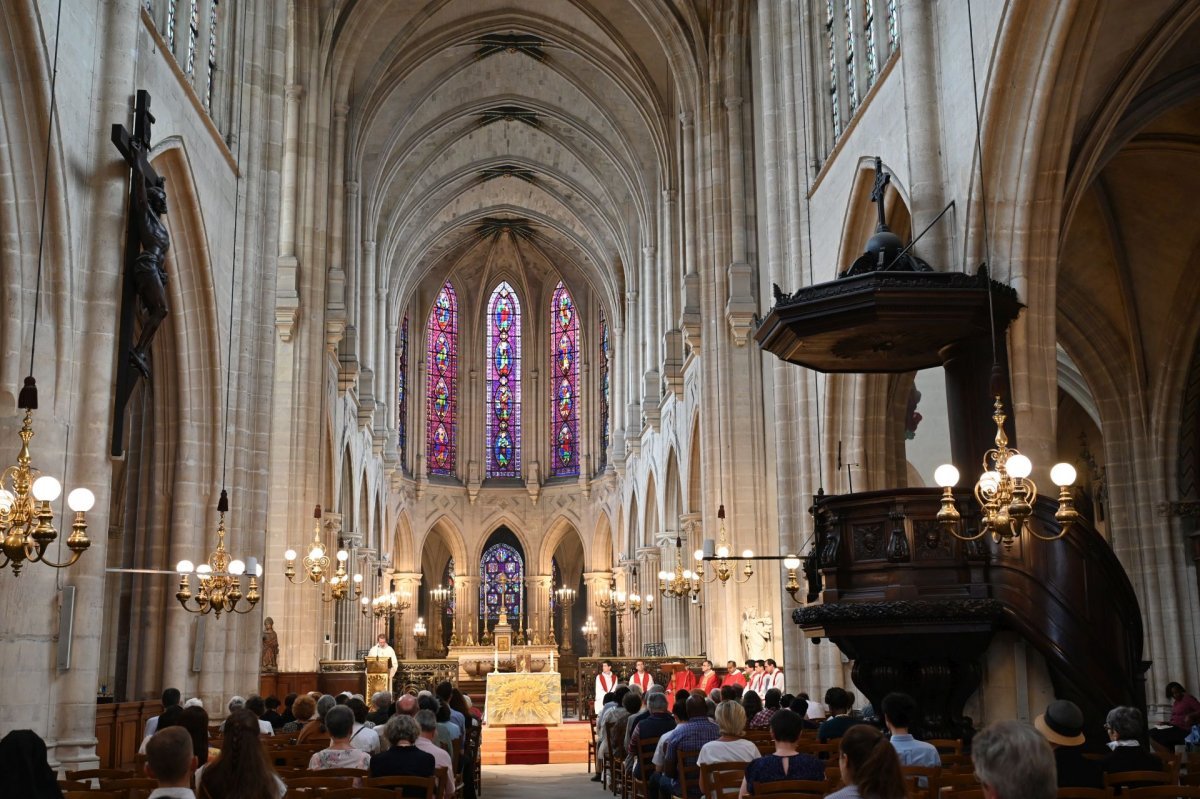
[481,763,612,799]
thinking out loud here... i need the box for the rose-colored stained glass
[599,310,610,469]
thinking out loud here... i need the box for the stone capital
[724,96,743,110]
[285,83,305,102]
[362,239,375,255]
[334,102,350,119]
[679,111,693,128]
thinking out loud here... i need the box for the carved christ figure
[126,138,170,379]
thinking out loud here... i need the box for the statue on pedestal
[741,607,773,661]
[261,617,279,673]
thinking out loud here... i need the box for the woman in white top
[697,701,760,765]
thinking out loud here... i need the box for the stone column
[584,571,615,655]
[392,572,422,658]
[617,559,639,656]
[526,575,553,644]
[636,546,663,649]
[682,513,704,655]
[454,575,479,645]
[335,531,363,659]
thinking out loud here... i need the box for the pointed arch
[426,281,458,475]
[592,512,615,573]
[664,448,681,535]
[550,280,580,476]
[626,490,640,559]
[539,514,587,574]
[687,413,702,514]
[486,280,522,477]
[642,470,659,549]
[836,157,913,273]
[393,509,416,571]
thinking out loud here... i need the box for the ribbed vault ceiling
[321,0,706,317]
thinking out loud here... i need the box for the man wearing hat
[1035,699,1103,789]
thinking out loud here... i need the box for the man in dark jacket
[1035,699,1104,789]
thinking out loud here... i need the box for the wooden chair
[64,793,122,799]
[699,761,750,799]
[751,778,833,797]
[1124,789,1200,798]
[311,767,371,778]
[98,777,157,799]
[937,771,982,796]
[941,790,985,799]
[66,768,135,781]
[797,741,839,760]
[628,734,661,799]
[363,774,437,798]
[285,775,356,790]
[901,765,942,799]
[1057,789,1115,798]
[939,754,974,770]
[58,780,91,791]
[274,747,318,769]
[927,739,964,755]
[1105,772,1173,791]
[673,747,704,799]
[325,790,403,799]
[589,716,598,773]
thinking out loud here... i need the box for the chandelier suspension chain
[966,0,1000,368]
[26,0,64,383]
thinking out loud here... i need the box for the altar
[446,643,560,681]
[485,671,562,726]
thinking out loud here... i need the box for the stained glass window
[426,282,458,475]
[826,0,841,138]
[397,314,409,461]
[864,0,878,89]
[845,1,859,113]
[598,310,610,470]
[166,0,178,50]
[550,282,580,477]
[443,558,456,617]
[205,0,220,110]
[185,0,198,76]
[886,0,899,53]
[480,544,523,622]
[486,282,522,478]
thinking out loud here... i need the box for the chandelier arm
[1026,525,1068,542]
[946,523,987,542]
[32,548,83,570]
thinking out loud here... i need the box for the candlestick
[494,642,499,672]
[550,649,555,672]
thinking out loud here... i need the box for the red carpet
[504,725,550,765]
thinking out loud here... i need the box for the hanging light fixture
[658,535,700,600]
[693,505,754,584]
[934,395,1078,548]
[173,30,259,615]
[1,0,94,577]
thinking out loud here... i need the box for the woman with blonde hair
[698,701,760,765]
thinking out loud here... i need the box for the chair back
[1104,771,1172,790]
[98,777,157,799]
[285,775,355,790]
[65,768,135,781]
[64,793,123,799]
[636,735,661,778]
[901,765,942,799]
[674,747,703,799]
[363,774,437,798]
[699,761,751,799]
[1055,789,1115,798]
[751,778,832,797]
[798,741,839,760]
[324,790,402,799]
[937,771,982,795]
[1123,788,1200,798]
[926,738,964,755]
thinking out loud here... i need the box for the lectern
[365,655,391,698]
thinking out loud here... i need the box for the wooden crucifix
[869,155,891,232]
[110,90,170,456]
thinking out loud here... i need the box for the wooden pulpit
[365,655,391,698]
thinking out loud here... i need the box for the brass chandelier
[281,504,360,602]
[935,395,1079,549]
[693,505,754,584]
[657,535,700,601]
[175,490,260,617]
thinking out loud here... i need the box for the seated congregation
[1,681,481,799]
[591,679,1200,799]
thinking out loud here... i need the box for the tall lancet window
[486,282,522,478]
[426,283,458,475]
[550,281,580,477]
[598,309,610,470]
[397,314,409,462]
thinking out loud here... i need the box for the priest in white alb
[594,660,618,715]
[368,633,399,688]
[630,660,654,692]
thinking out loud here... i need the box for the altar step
[481,721,592,765]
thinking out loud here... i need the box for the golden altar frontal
[365,655,391,698]
[485,671,563,726]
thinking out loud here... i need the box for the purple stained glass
[426,283,457,475]
[550,282,579,476]
[398,315,408,460]
[479,543,523,621]
[599,310,609,469]
[486,282,522,478]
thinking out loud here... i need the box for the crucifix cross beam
[869,155,891,231]
[111,90,160,185]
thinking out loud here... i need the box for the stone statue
[126,138,170,379]
[741,607,773,661]
[261,616,279,673]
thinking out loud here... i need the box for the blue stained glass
[486,282,522,478]
[426,283,457,475]
[398,315,408,461]
[479,543,523,621]
[550,282,579,476]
